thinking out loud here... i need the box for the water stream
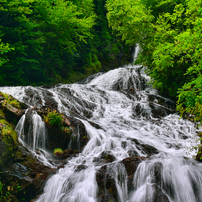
[0,47,202,202]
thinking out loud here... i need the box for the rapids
[0,50,202,202]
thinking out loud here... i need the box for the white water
[15,109,53,167]
[16,110,47,151]
[0,48,201,201]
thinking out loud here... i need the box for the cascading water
[133,44,140,64]
[16,109,47,151]
[15,109,53,167]
[0,46,201,202]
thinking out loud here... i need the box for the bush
[44,110,63,126]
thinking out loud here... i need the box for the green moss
[0,110,5,119]
[0,92,21,109]
[53,148,63,156]
[9,100,21,109]
[0,118,18,169]
[0,119,18,143]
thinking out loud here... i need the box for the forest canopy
[0,0,130,86]
[106,0,202,123]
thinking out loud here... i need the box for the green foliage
[0,39,14,67]
[44,110,63,126]
[53,148,63,155]
[106,0,202,123]
[60,126,71,134]
[0,0,96,85]
[0,110,5,119]
[0,181,3,196]
[0,119,18,143]
[177,76,202,122]
[1,93,21,109]
[8,100,21,109]
[0,0,130,86]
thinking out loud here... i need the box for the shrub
[44,110,63,126]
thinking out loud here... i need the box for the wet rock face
[96,157,145,202]
[95,156,169,202]
[153,186,170,202]
[24,87,58,109]
[21,107,89,155]
[99,151,116,163]
[139,144,159,156]
[43,114,89,153]
[96,165,118,202]
[122,156,148,193]
[1,145,56,202]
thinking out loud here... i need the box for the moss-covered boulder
[0,93,56,202]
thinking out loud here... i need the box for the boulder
[96,165,118,202]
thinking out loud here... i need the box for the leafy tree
[0,0,45,85]
[0,0,96,85]
[0,0,130,86]
[0,39,14,67]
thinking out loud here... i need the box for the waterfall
[0,61,201,201]
[16,109,47,151]
[133,44,140,64]
[15,109,53,167]
[15,113,26,146]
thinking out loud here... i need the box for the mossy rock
[0,92,28,126]
[0,119,18,170]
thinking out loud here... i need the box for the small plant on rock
[60,126,71,134]
[44,110,63,126]
[53,148,63,156]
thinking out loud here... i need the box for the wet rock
[99,151,116,163]
[140,144,159,156]
[154,162,162,185]
[153,185,170,202]
[42,85,57,89]
[33,108,88,153]
[149,103,168,118]
[97,192,116,202]
[23,108,35,147]
[127,149,139,157]
[88,121,102,129]
[74,165,87,172]
[96,165,118,202]
[24,88,58,109]
[93,157,108,166]
[66,117,89,151]
[148,94,176,110]
[1,144,56,202]
[122,156,148,192]
[0,94,28,125]
[53,149,79,162]
[0,95,5,101]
